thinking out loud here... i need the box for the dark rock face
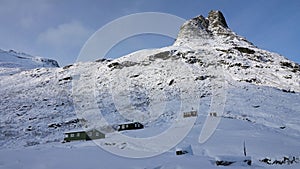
[175,15,212,44]
[176,10,229,40]
[174,10,254,47]
[190,15,209,30]
[260,156,300,165]
[208,10,228,29]
[174,10,231,45]
[44,59,60,68]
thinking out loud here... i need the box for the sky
[0,0,299,66]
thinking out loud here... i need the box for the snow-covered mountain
[0,49,59,75]
[0,10,299,169]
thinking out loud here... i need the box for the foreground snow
[1,82,299,169]
[1,113,299,169]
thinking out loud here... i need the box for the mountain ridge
[0,48,59,76]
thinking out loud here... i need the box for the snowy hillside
[0,10,299,169]
[0,49,59,75]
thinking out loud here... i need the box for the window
[96,132,99,137]
[65,134,69,138]
[77,133,80,137]
[70,134,74,137]
[88,132,93,137]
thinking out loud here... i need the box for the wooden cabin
[115,122,144,131]
[183,111,198,118]
[63,129,105,142]
[210,112,218,117]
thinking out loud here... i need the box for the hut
[114,122,144,131]
[210,112,218,117]
[175,145,194,156]
[183,111,198,118]
[63,129,105,142]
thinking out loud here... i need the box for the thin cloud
[0,0,53,29]
[37,20,93,50]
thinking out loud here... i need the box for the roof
[118,122,143,125]
[64,128,103,134]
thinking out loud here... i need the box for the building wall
[64,130,105,142]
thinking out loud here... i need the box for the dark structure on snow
[114,122,144,131]
[63,129,105,142]
[183,111,198,118]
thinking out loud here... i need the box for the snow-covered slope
[0,49,59,75]
[0,10,299,169]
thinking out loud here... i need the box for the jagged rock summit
[174,10,254,48]
[207,10,228,29]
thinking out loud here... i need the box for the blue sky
[0,0,299,66]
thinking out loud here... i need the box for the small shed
[175,145,194,156]
[183,111,198,118]
[210,112,218,117]
[63,129,105,142]
[115,122,144,131]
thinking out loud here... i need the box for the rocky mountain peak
[174,10,253,48]
[207,10,228,29]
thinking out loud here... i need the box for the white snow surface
[0,49,59,76]
[0,11,300,169]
